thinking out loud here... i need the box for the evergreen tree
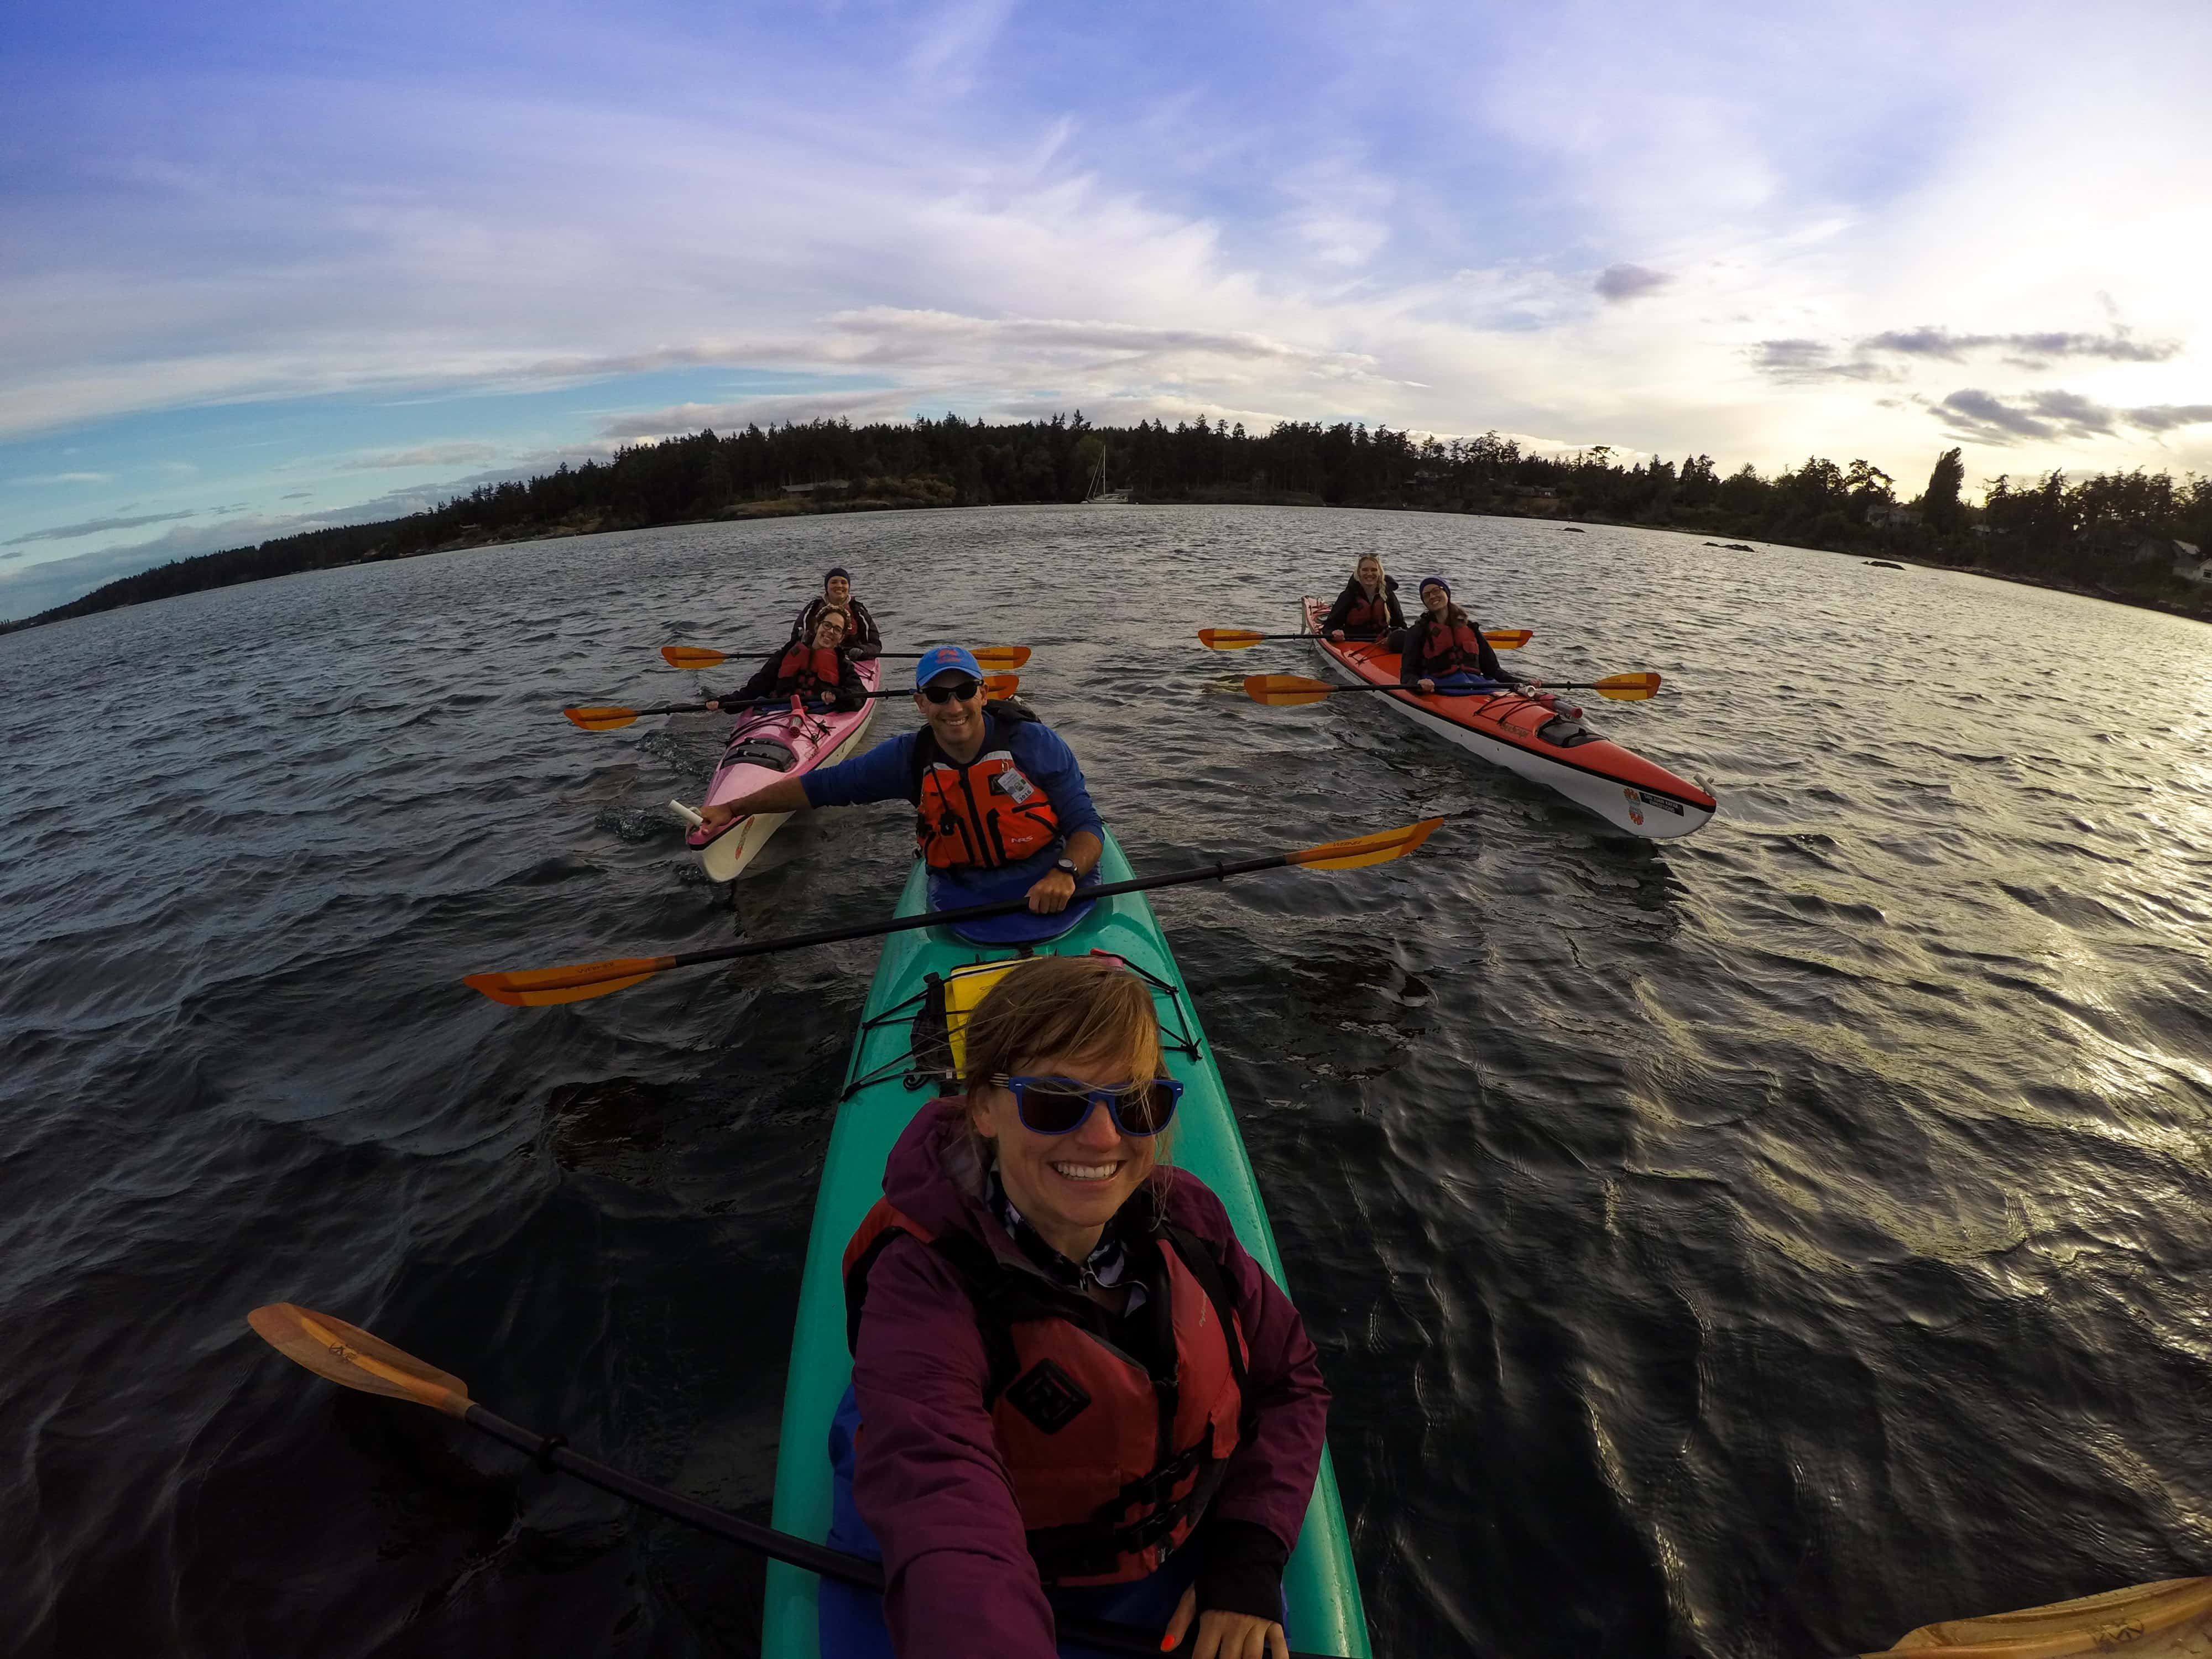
[1923,448,1965,532]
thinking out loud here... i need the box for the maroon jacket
[849,1099,1330,1659]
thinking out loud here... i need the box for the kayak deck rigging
[838,956,1206,1104]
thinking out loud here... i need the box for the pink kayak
[680,658,883,881]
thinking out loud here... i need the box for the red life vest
[1411,613,1485,675]
[776,641,843,694]
[1343,585,1392,633]
[842,1198,1251,1585]
[911,727,1061,871]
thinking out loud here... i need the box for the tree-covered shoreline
[7,414,2209,632]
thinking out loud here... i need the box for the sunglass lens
[1018,1082,1092,1134]
[925,679,980,703]
[1119,1080,1178,1134]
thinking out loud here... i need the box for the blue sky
[6,0,2210,616]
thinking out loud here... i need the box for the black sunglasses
[992,1074,1182,1138]
[921,678,982,704]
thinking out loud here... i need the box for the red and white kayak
[681,658,883,881]
[1299,597,1717,839]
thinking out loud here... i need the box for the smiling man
[695,644,1103,919]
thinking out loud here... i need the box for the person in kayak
[823,953,1326,1659]
[690,644,1102,915]
[1320,553,1404,643]
[790,565,883,660]
[1401,575,1515,696]
[705,608,868,713]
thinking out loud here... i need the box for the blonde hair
[961,956,1161,1093]
[1355,553,1387,597]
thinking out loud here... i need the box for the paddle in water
[661,644,1030,670]
[243,1304,1335,1659]
[463,817,1443,1006]
[1241,671,1661,706]
[563,672,1021,732]
[1198,627,1531,650]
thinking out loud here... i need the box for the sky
[4,0,2210,617]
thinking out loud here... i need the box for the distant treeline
[11,414,2210,630]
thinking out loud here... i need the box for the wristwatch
[1054,857,1079,877]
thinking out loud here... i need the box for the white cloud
[2,0,2209,502]
[338,441,503,471]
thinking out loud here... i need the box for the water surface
[3,506,2209,1657]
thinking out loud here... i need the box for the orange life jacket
[776,641,843,694]
[1343,586,1393,633]
[842,1198,1251,1585]
[911,724,1061,871]
[1411,614,1485,675]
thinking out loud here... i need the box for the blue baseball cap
[913,644,982,688]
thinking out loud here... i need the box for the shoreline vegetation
[7,415,2209,633]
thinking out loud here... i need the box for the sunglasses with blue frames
[991,1073,1182,1138]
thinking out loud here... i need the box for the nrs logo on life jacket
[1411,614,1485,675]
[777,642,842,694]
[910,713,1061,871]
[842,1198,1253,1585]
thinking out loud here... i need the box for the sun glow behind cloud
[2,0,2209,613]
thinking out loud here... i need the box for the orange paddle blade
[971,646,1031,669]
[1587,672,1661,700]
[660,645,728,669]
[1288,817,1444,870]
[1483,629,1532,649]
[462,956,676,1006]
[981,672,1020,700]
[1198,628,1269,650]
[247,1303,473,1417]
[1872,1575,2212,1656]
[564,706,643,731]
[1240,673,1336,706]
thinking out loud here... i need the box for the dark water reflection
[3,507,2209,1657]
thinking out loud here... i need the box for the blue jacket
[802,709,1105,903]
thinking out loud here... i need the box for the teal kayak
[762,828,1373,1657]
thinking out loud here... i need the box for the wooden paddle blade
[247,1303,473,1417]
[1240,673,1335,706]
[1483,629,1532,649]
[462,956,676,1006]
[971,646,1031,669]
[564,706,641,732]
[1288,816,1444,870]
[1590,672,1661,701]
[1198,628,1269,650]
[982,673,1020,700]
[1870,1574,2212,1656]
[660,645,728,669]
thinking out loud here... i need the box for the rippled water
[4,507,2210,1658]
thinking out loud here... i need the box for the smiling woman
[823,953,1332,1659]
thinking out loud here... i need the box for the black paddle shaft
[665,852,1303,973]
[462,1405,1345,1658]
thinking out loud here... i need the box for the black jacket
[1399,611,1507,687]
[722,644,868,712]
[1320,576,1405,636]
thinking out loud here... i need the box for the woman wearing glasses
[823,954,1325,1659]
[703,608,867,713]
[692,644,1103,917]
